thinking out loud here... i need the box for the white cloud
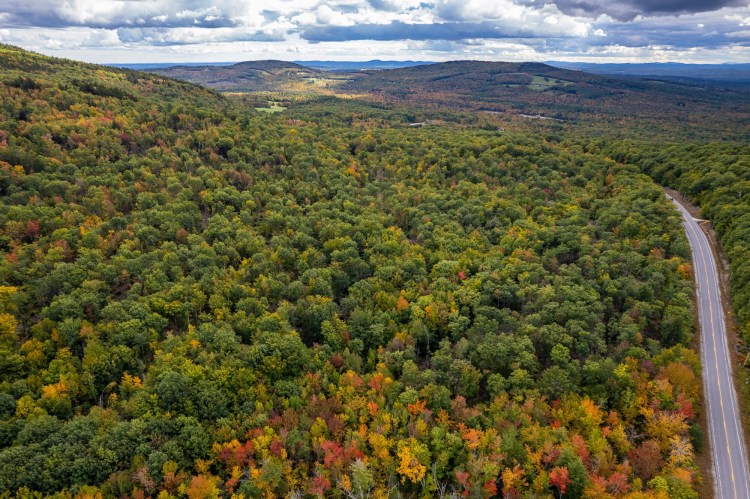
[727,14,750,25]
[0,0,747,62]
[315,5,352,25]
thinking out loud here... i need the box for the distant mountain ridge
[548,61,750,83]
[132,59,750,82]
[296,60,432,71]
[150,60,328,92]
[112,60,433,71]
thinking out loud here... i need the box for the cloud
[0,0,244,29]
[301,20,588,42]
[590,8,750,49]
[367,0,430,12]
[116,27,289,45]
[549,0,749,21]
[300,0,591,41]
[0,0,749,63]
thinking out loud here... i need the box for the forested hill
[0,44,224,109]
[153,58,750,140]
[0,44,707,497]
[151,60,327,92]
[313,60,750,139]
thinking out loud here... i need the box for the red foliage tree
[549,466,570,496]
[628,440,663,481]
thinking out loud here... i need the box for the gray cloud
[116,27,287,45]
[301,21,576,42]
[549,0,749,21]
[590,9,750,48]
[367,0,434,12]
[0,0,239,29]
[334,3,364,14]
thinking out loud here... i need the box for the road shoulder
[665,186,750,498]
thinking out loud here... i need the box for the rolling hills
[151,60,347,93]
[153,58,750,140]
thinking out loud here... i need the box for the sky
[1,0,749,64]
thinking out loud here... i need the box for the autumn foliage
[0,45,706,497]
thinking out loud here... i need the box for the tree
[397,440,428,484]
[549,466,570,498]
[629,440,663,481]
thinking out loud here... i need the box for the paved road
[671,196,750,499]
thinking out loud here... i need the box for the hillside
[0,44,224,107]
[151,58,750,140]
[343,61,750,136]
[0,44,712,497]
[151,60,348,93]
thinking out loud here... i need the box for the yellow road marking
[685,210,739,498]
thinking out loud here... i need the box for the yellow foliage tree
[397,441,427,484]
[186,475,220,499]
[0,313,17,338]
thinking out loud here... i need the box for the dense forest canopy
[0,44,717,498]
[590,139,750,409]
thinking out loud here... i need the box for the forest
[154,59,750,142]
[590,139,750,427]
[0,44,719,498]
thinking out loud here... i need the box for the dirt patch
[664,187,702,218]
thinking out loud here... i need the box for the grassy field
[528,75,574,90]
[255,101,287,113]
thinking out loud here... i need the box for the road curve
[670,195,750,499]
